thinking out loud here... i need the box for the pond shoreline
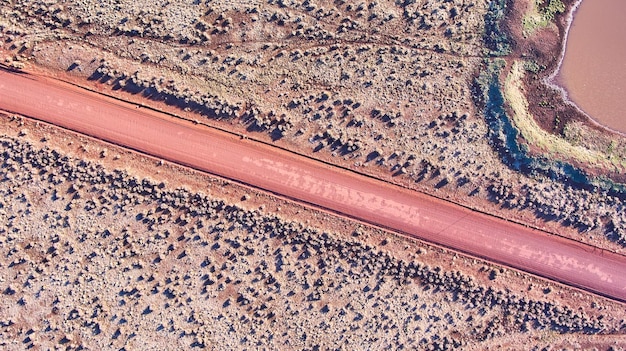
[545,0,626,136]
[497,0,626,183]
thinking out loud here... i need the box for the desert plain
[0,0,625,350]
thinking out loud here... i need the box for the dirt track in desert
[1,69,625,302]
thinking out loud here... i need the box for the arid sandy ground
[1,114,625,350]
[0,0,625,349]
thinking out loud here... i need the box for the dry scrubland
[0,116,625,350]
[1,0,624,251]
[0,0,625,349]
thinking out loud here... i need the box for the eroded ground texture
[0,0,625,349]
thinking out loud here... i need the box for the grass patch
[522,0,565,36]
[522,60,543,73]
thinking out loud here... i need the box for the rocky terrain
[0,0,625,349]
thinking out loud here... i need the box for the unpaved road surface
[1,69,625,301]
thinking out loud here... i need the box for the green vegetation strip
[504,61,626,171]
[474,60,626,196]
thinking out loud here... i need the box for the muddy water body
[556,0,626,133]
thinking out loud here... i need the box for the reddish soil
[2,69,626,302]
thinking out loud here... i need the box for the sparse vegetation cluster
[0,133,619,349]
[483,0,511,56]
[91,61,243,121]
[537,0,566,22]
[521,0,565,35]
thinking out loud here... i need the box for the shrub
[483,0,511,56]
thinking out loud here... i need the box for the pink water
[557,0,626,133]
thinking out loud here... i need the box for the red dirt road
[1,70,625,301]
